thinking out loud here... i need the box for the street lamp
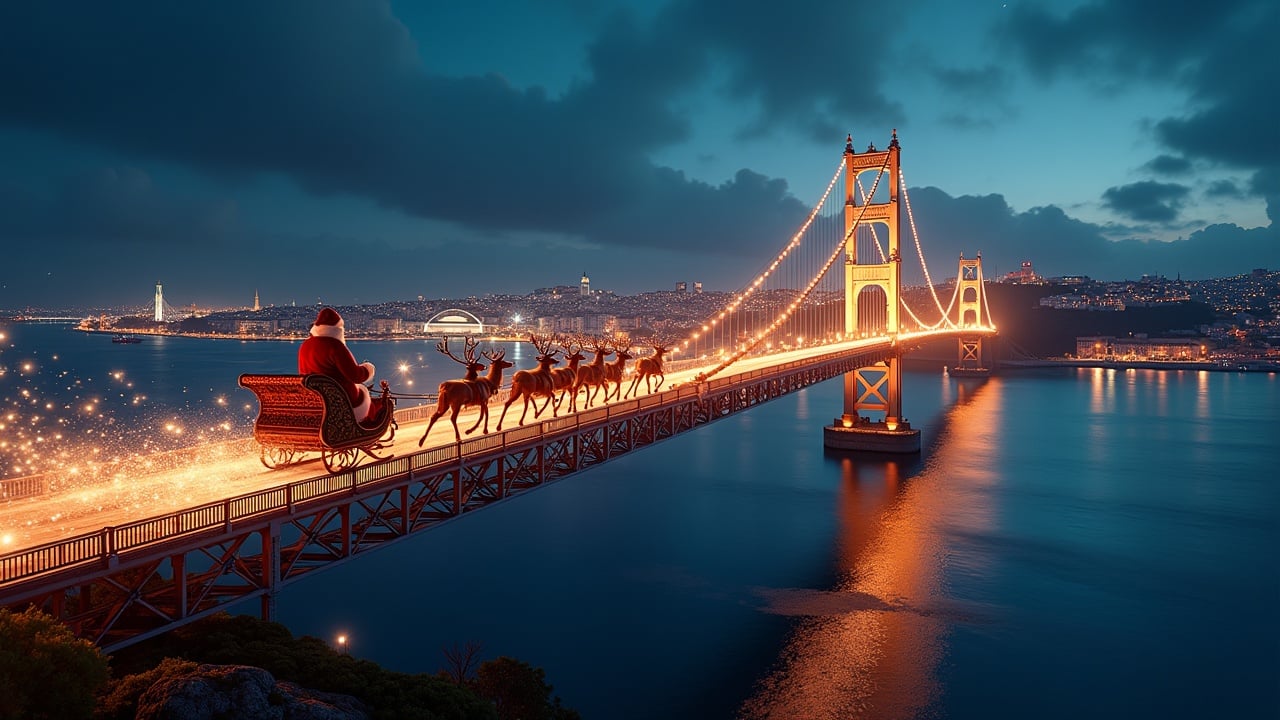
[337,634,348,654]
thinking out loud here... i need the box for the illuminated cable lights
[699,159,891,383]
[898,168,968,330]
[669,133,991,383]
[679,159,846,353]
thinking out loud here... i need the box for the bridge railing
[0,474,48,501]
[0,439,259,501]
[0,342,891,587]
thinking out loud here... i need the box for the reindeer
[419,338,514,445]
[549,335,585,410]
[625,343,669,398]
[497,334,560,430]
[570,336,612,412]
[600,339,633,403]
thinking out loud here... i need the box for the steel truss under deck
[2,345,894,651]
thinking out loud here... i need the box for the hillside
[902,283,1217,363]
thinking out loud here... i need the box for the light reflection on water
[739,379,1002,719]
[263,366,1276,719]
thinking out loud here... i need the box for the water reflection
[1195,370,1210,420]
[738,379,1002,719]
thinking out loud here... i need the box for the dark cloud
[0,167,237,245]
[1101,181,1191,223]
[1,0,1274,309]
[1252,169,1280,210]
[0,166,254,308]
[1204,179,1244,199]
[1154,3,1280,176]
[998,1,1280,209]
[658,0,904,142]
[998,0,1256,81]
[906,187,1279,281]
[0,0,893,300]
[1143,155,1192,176]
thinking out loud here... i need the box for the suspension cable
[899,168,953,322]
[978,261,997,328]
[674,158,846,363]
[698,156,890,382]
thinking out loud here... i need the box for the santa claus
[298,307,378,422]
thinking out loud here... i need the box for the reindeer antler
[650,334,673,351]
[559,334,583,356]
[437,336,481,366]
[529,333,558,358]
[481,347,506,363]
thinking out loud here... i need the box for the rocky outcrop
[135,663,368,720]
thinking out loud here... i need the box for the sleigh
[238,373,397,473]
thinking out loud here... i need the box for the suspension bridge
[0,132,998,650]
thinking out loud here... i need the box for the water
[3,323,1278,718]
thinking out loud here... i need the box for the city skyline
[1,1,1277,310]
[4,261,1273,317]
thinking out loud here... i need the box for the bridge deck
[0,354,703,554]
[0,333,980,579]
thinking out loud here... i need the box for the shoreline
[73,327,529,343]
[64,326,1280,372]
[996,357,1280,373]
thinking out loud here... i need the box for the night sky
[1,0,1276,310]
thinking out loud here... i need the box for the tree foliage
[0,606,110,720]
[110,613,519,720]
[472,657,581,720]
[0,610,582,720]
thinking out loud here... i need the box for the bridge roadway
[0,334,946,558]
[0,331,996,649]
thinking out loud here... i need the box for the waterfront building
[1076,335,1211,360]
[236,318,279,335]
[370,317,405,334]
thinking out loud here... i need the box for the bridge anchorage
[821,133,992,453]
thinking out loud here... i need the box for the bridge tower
[952,254,991,376]
[154,282,164,323]
[825,131,921,453]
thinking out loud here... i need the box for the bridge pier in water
[824,354,921,452]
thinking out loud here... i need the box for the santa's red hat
[311,307,346,340]
[314,307,343,328]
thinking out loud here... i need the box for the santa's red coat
[298,332,373,408]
